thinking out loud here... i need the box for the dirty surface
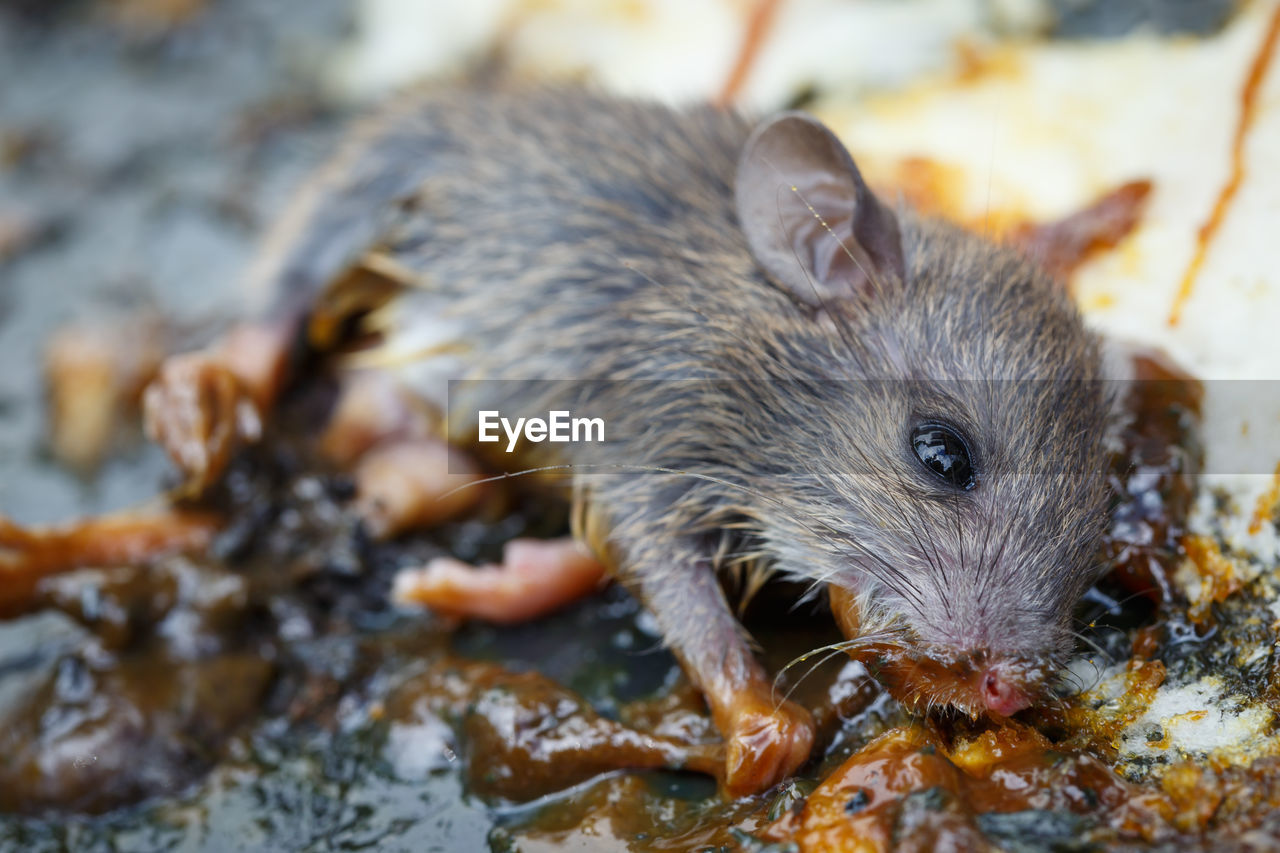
[4,3,1280,852]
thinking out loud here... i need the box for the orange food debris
[393,537,606,624]
[1132,625,1162,659]
[1161,763,1224,833]
[1011,180,1153,282]
[1061,658,1167,757]
[880,164,1152,285]
[1248,461,1280,535]
[716,0,784,108]
[951,39,1025,85]
[1168,3,1280,325]
[762,721,1177,852]
[884,156,972,222]
[1182,534,1244,621]
[0,508,222,618]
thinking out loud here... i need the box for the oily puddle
[6,342,1280,851]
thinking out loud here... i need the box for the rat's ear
[735,112,904,309]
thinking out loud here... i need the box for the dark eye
[910,422,976,491]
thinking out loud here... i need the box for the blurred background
[1,0,1273,527]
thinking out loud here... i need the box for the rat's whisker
[771,628,906,707]
[840,441,951,612]
[436,460,931,615]
[1065,628,1117,666]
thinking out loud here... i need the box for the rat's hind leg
[393,537,606,624]
[631,554,814,796]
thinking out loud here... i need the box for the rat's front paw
[142,352,262,496]
[722,695,814,797]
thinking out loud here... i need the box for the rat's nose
[979,664,1032,716]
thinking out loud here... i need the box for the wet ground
[0,0,348,524]
[0,2,506,848]
[4,3,1279,852]
[0,10,833,849]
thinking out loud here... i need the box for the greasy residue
[1248,461,1280,535]
[1167,2,1280,326]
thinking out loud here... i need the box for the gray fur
[262,86,1113,707]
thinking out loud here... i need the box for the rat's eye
[910,422,976,491]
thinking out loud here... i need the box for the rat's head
[733,112,1114,717]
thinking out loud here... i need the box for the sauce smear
[716,0,784,107]
[1168,3,1280,326]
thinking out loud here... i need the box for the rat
[138,86,1116,796]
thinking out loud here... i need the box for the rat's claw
[722,693,814,797]
[142,352,262,496]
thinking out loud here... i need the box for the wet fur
[260,86,1114,699]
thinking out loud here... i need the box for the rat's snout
[978,661,1034,716]
[827,585,1049,716]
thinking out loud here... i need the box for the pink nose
[980,666,1032,716]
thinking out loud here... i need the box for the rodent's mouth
[860,646,1050,718]
[828,585,1051,718]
